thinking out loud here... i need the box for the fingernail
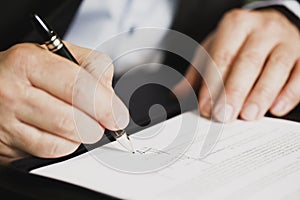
[200,98,212,117]
[202,104,212,117]
[213,104,234,122]
[242,103,260,120]
[272,100,287,115]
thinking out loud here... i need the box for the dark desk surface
[1,135,117,199]
[0,165,116,200]
[1,104,299,200]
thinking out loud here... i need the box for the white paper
[31,111,300,200]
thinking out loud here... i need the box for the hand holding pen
[0,14,133,164]
[31,14,135,153]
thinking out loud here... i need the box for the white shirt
[64,0,178,75]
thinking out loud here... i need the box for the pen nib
[115,132,136,154]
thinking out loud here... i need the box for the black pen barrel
[55,45,79,64]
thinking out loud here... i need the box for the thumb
[172,33,214,98]
[172,65,202,98]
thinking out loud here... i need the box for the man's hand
[176,8,300,122]
[0,42,129,163]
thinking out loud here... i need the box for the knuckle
[63,70,82,101]
[102,66,114,84]
[101,53,113,64]
[17,85,31,104]
[226,86,244,100]
[0,82,21,110]
[101,54,114,73]
[283,87,299,103]
[65,77,78,101]
[35,135,62,158]
[269,53,291,69]
[255,86,275,101]
[0,127,13,147]
[213,50,234,68]
[71,71,92,101]
[45,140,78,158]
[224,9,248,22]
[85,52,113,68]
[55,112,75,136]
[239,50,263,67]
[10,122,30,147]
[0,82,12,102]
[5,43,38,67]
[82,52,114,82]
[46,141,62,157]
[37,135,75,158]
[32,138,60,158]
[263,19,281,32]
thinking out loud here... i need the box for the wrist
[244,0,300,30]
[258,5,300,30]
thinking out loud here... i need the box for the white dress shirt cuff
[244,0,300,20]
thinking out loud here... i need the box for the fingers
[0,42,129,162]
[15,86,104,144]
[11,121,80,158]
[270,60,300,116]
[195,9,300,122]
[18,44,128,130]
[73,70,129,130]
[64,41,114,85]
[64,42,126,129]
[212,32,279,122]
[82,52,114,87]
[172,65,202,98]
[240,44,297,120]
[199,10,253,117]
[6,43,81,104]
[0,140,27,161]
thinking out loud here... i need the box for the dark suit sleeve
[0,0,82,51]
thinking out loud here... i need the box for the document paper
[31,111,300,200]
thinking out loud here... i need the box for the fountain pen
[31,13,135,153]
